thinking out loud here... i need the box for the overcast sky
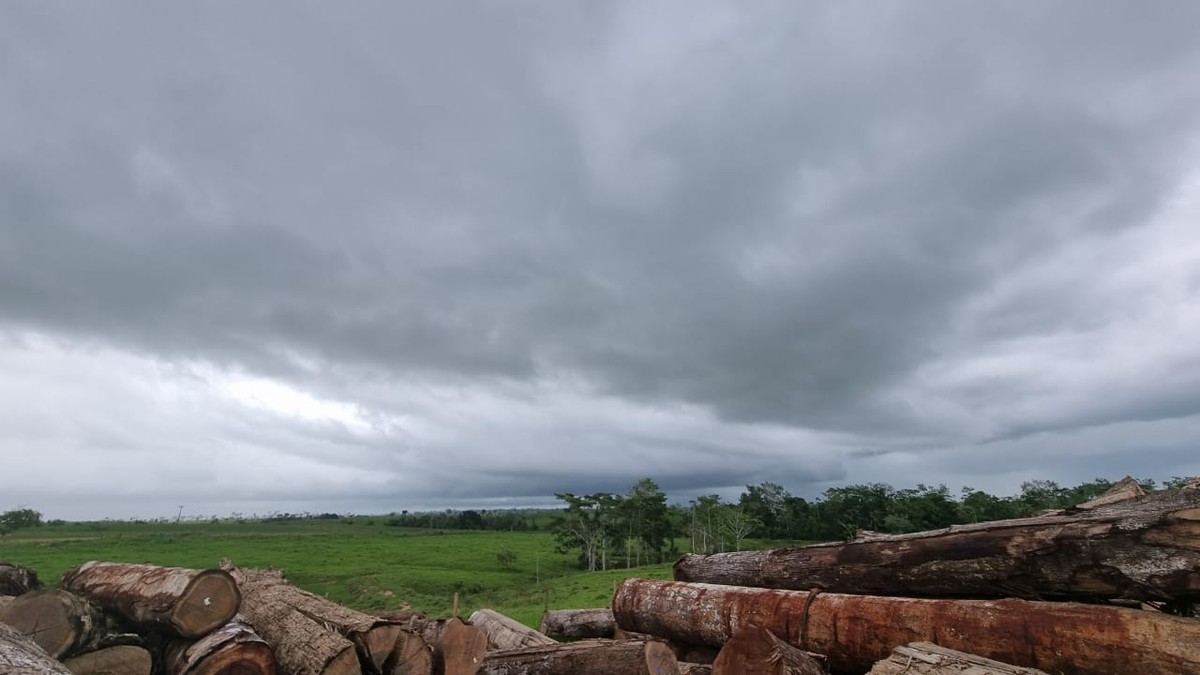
[3,2,1200,520]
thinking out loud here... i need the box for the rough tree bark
[159,617,276,675]
[61,561,239,638]
[674,486,1200,603]
[710,627,824,675]
[62,645,153,675]
[477,639,680,675]
[612,579,1200,675]
[467,610,556,651]
[868,643,1049,675]
[0,562,43,596]
[0,622,74,675]
[538,609,614,640]
[0,590,115,659]
[225,564,401,674]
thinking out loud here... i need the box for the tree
[0,508,42,537]
[622,478,671,566]
[688,495,724,554]
[719,507,761,551]
[739,482,789,537]
[551,493,621,571]
[496,547,518,570]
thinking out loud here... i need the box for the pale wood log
[478,639,680,675]
[674,486,1200,603]
[868,642,1049,674]
[160,617,276,675]
[0,590,114,658]
[538,609,614,639]
[468,609,555,651]
[438,618,486,675]
[62,645,152,675]
[612,578,1200,675]
[0,622,74,675]
[225,564,399,674]
[0,562,42,596]
[1076,475,1146,510]
[382,631,432,675]
[61,561,239,638]
[711,627,823,675]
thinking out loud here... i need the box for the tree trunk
[61,561,239,638]
[477,639,680,675]
[159,617,276,675]
[538,609,614,639]
[0,562,43,596]
[711,627,824,675]
[674,486,1200,603]
[437,618,486,675]
[62,645,153,675]
[467,610,555,651]
[225,564,400,674]
[0,622,74,675]
[612,579,1200,675]
[867,642,1049,675]
[0,590,115,658]
[383,631,432,675]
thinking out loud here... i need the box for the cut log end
[358,623,404,672]
[644,640,682,675]
[384,631,433,675]
[711,627,824,675]
[63,645,153,675]
[439,618,486,675]
[324,646,363,675]
[174,572,242,638]
[186,641,276,675]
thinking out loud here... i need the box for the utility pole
[176,505,184,523]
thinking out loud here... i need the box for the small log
[0,622,74,675]
[382,631,432,675]
[439,618,486,675]
[0,590,114,658]
[711,627,824,675]
[62,561,239,638]
[613,579,1200,675]
[62,645,153,675]
[0,562,43,596]
[868,642,1049,674]
[225,564,399,673]
[678,664,711,675]
[468,609,556,651]
[160,617,276,675]
[538,609,614,640]
[478,639,680,675]
[674,486,1200,603]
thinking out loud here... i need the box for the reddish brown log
[0,622,74,675]
[711,627,823,675]
[612,578,1200,675]
[674,486,1200,602]
[477,639,680,675]
[0,562,43,596]
[0,590,114,658]
[538,609,614,640]
[63,645,153,675]
[468,609,556,651]
[160,617,276,675]
[61,561,239,638]
[438,618,486,675]
[868,642,1049,674]
[382,631,432,675]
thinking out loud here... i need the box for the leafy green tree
[719,507,762,551]
[621,478,671,566]
[739,482,789,536]
[551,492,621,571]
[688,494,724,554]
[0,508,42,537]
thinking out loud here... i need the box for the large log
[160,617,276,675]
[612,579,1200,675]
[468,609,556,651]
[538,609,614,640]
[226,564,400,674]
[867,642,1048,675]
[674,485,1200,602]
[711,627,824,675]
[0,562,43,596]
[438,618,486,675]
[61,561,239,637]
[382,631,432,675]
[477,639,680,675]
[0,590,114,658]
[0,622,74,675]
[63,645,153,675]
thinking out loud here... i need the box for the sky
[3,2,1200,521]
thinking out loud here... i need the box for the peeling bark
[467,610,555,651]
[477,639,680,675]
[538,609,614,640]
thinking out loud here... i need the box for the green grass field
[0,517,676,627]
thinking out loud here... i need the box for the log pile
[612,479,1200,674]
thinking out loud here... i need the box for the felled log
[438,618,486,675]
[477,639,680,675]
[0,590,115,658]
[674,485,1200,602]
[160,617,276,675]
[61,561,239,637]
[538,609,614,639]
[0,622,74,675]
[382,631,432,675]
[868,642,1048,674]
[678,664,711,675]
[612,579,1200,675]
[0,562,42,596]
[468,609,556,650]
[0,595,14,612]
[63,645,153,675]
[225,564,401,674]
[711,627,824,675]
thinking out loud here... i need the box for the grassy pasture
[0,517,674,627]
